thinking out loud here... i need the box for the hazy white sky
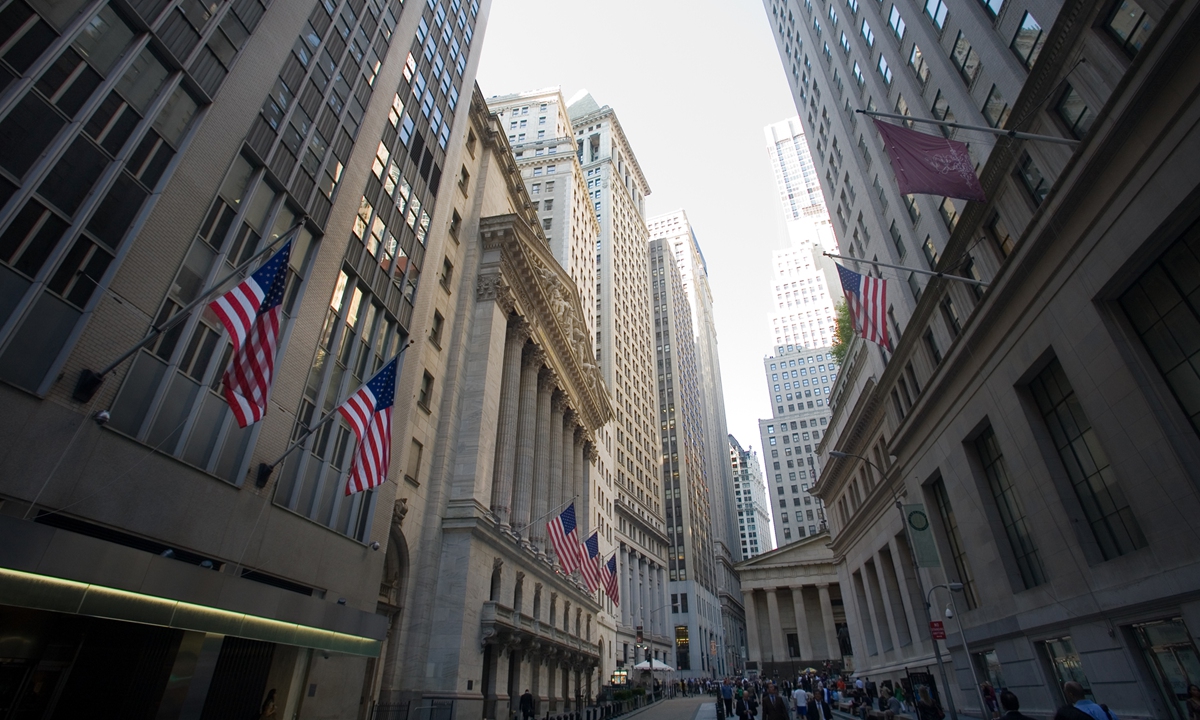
[475,0,799,464]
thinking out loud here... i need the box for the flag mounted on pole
[836,264,889,347]
[603,555,620,606]
[873,119,986,203]
[338,355,398,495]
[209,239,293,428]
[548,503,584,575]
[580,531,603,593]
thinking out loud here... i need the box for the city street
[631,696,714,720]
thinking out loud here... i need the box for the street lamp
[933,584,988,719]
[828,451,959,720]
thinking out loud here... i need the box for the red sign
[929,621,947,640]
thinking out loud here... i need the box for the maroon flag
[874,119,986,202]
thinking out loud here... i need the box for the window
[877,55,893,85]
[977,0,1003,18]
[405,439,423,484]
[458,165,470,193]
[941,297,961,336]
[449,210,462,239]
[890,221,906,258]
[1029,359,1146,558]
[840,31,852,53]
[1056,85,1096,139]
[888,5,906,39]
[922,235,939,268]
[852,62,865,88]
[924,328,942,364]
[924,0,948,30]
[861,19,874,46]
[951,32,982,85]
[1011,12,1046,69]
[932,478,978,608]
[939,197,958,230]
[418,370,434,409]
[975,426,1046,589]
[903,194,921,224]
[1119,223,1200,438]
[908,44,930,87]
[440,257,454,290]
[1105,0,1155,57]
[988,213,1015,256]
[982,85,1010,129]
[908,272,921,300]
[1016,152,1049,206]
[429,310,444,347]
[931,90,955,137]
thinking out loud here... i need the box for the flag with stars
[338,355,398,495]
[603,554,620,606]
[209,240,293,428]
[548,503,584,574]
[836,263,889,347]
[580,531,603,593]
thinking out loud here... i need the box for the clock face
[907,509,930,532]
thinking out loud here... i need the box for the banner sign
[904,504,941,568]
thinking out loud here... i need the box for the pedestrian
[761,682,790,720]
[792,683,809,719]
[724,679,736,716]
[1188,684,1200,720]
[999,690,1037,720]
[259,689,277,719]
[520,689,535,720]
[894,684,908,713]
[737,688,752,720]
[916,688,945,720]
[1055,682,1116,720]
[982,682,999,720]
[882,689,903,720]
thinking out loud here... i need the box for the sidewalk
[626,695,714,720]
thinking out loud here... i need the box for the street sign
[929,621,947,640]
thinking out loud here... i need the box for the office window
[908,272,921,301]
[853,61,865,88]
[932,479,979,608]
[908,44,930,86]
[922,235,939,268]
[418,370,434,409]
[861,19,875,46]
[1119,225,1200,437]
[976,426,1046,589]
[1016,152,1049,206]
[988,213,1015,256]
[1056,85,1096,139]
[983,85,1010,128]
[429,310,444,347]
[924,329,942,364]
[1105,0,1155,57]
[888,5,906,39]
[890,221,906,259]
[1029,358,1146,559]
[877,55,893,85]
[941,296,961,336]
[904,194,921,224]
[1011,12,1046,69]
[939,197,958,230]
[924,0,948,30]
[951,32,981,85]
[931,90,955,137]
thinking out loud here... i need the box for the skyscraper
[730,435,773,559]
[0,0,489,713]
[647,209,743,676]
[567,91,671,671]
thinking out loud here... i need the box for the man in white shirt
[792,685,809,718]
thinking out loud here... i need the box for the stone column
[619,547,630,628]
[547,395,566,565]
[639,555,649,631]
[490,643,512,720]
[530,368,556,557]
[561,415,576,520]
[871,553,904,653]
[546,656,558,712]
[888,536,922,652]
[764,587,787,662]
[512,346,543,542]
[743,590,761,664]
[577,440,592,530]
[791,586,814,660]
[817,583,840,659]
[491,318,528,529]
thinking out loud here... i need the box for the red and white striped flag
[837,264,889,347]
[580,531,603,593]
[548,503,584,574]
[603,554,620,606]
[209,240,293,427]
[338,356,398,495]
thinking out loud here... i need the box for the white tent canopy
[632,659,675,671]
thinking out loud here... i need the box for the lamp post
[829,451,958,720]
[940,585,988,718]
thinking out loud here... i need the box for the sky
[475,0,799,466]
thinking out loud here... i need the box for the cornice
[614,497,669,546]
[477,214,613,433]
[570,105,651,196]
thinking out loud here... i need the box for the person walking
[916,688,945,720]
[724,679,736,717]
[762,682,791,720]
[519,689,535,720]
[894,684,908,713]
[1055,682,1116,720]
[1187,684,1200,720]
[999,690,1038,720]
[792,683,809,720]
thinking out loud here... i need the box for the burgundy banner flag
[874,119,986,202]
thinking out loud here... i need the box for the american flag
[338,355,398,495]
[836,264,889,347]
[209,240,293,428]
[547,503,584,575]
[603,554,619,606]
[580,531,603,593]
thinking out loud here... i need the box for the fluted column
[492,320,528,529]
[764,587,787,661]
[817,583,840,658]
[547,394,566,564]
[530,368,556,557]
[639,555,649,631]
[743,590,762,664]
[561,415,575,517]
[572,433,587,529]
[888,536,922,652]
[791,586,814,660]
[512,346,544,542]
[619,547,630,627]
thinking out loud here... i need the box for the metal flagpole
[856,109,1079,145]
[823,252,989,288]
[254,338,413,487]
[520,493,581,534]
[73,218,308,402]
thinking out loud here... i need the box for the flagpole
[72,218,308,402]
[857,109,1079,146]
[254,339,413,487]
[519,493,581,535]
[824,252,989,288]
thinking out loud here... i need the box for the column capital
[523,344,546,369]
[507,315,532,343]
[476,271,512,308]
[551,392,569,414]
[585,443,599,462]
[538,366,558,391]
